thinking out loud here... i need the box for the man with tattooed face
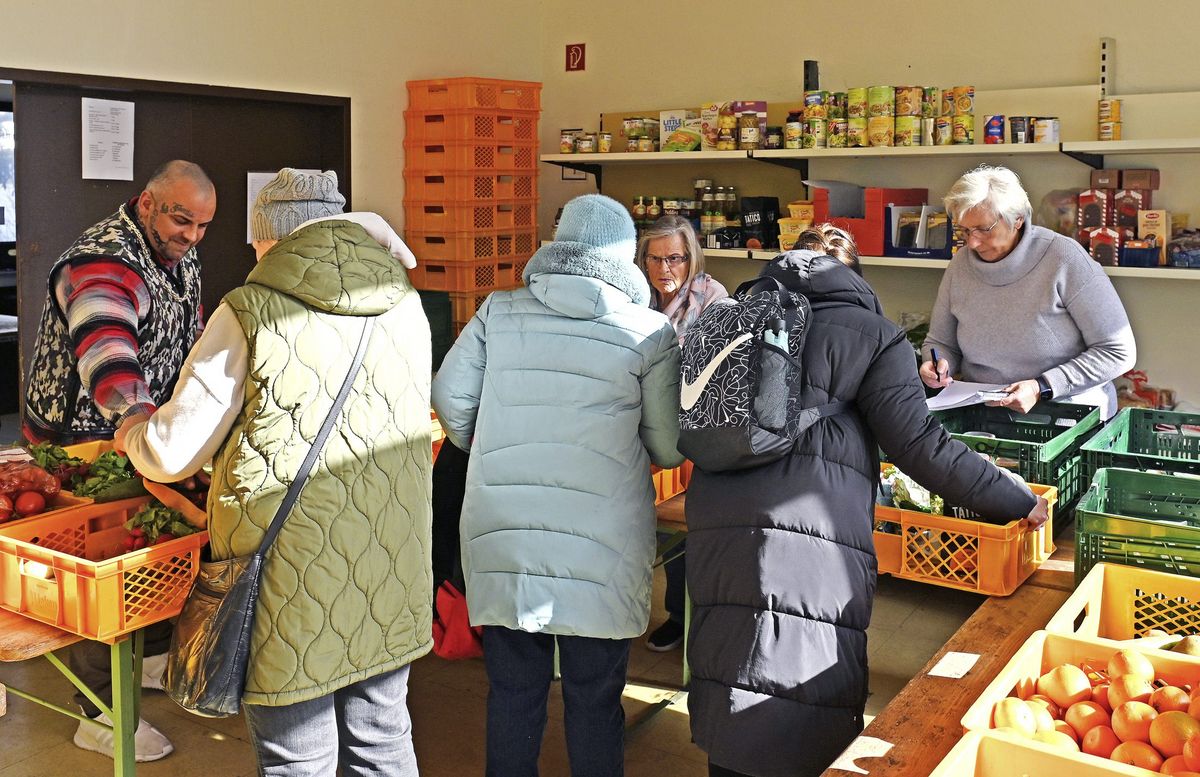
[23,159,215,763]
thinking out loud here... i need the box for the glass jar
[694,179,712,202]
[738,111,761,150]
[632,196,647,223]
[647,196,661,221]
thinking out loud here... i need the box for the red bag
[431,580,483,659]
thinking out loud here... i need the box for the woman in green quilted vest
[118,168,432,776]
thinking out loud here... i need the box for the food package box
[700,101,732,151]
[1137,209,1172,265]
[1113,189,1151,228]
[1121,168,1161,190]
[1086,226,1121,265]
[1076,189,1112,229]
[741,196,780,250]
[730,100,768,140]
[787,200,815,221]
[661,117,703,152]
[811,186,928,256]
[1089,168,1121,189]
[659,109,698,144]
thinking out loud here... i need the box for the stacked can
[949,85,975,145]
[893,86,922,147]
[828,92,848,148]
[803,90,829,148]
[402,77,542,337]
[1099,99,1122,141]
[847,87,869,147]
[866,86,895,147]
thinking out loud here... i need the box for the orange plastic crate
[0,488,207,642]
[449,290,492,328]
[407,77,542,112]
[407,228,538,264]
[404,140,539,172]
[931,731,1153,777]
[404,170,537,203]
[403,199,537,233]
[408,256,529,293]
[651,461,694,505]
[405,109,538,144]
[873,469,1058,596]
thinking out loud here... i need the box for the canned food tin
[636,136,655,152]
[828,92,847,120]
[921,87,941,118]
[803,118,827,148]
[867,86,896,117]
[984,115,1005,144]
[894,116,920,146]
[951,85,975,116]
[560,131,577,153]
[847,88,869,119]
[894,86,923,117]
[867,116,894,147]
[784,120,803,149]
[951,114,974,145]
[1099,121,1122,141]
[828,120,848,148]
[1009,116,1032,144]
[1033,117,1060,143]
[847,118,868,147]
[598,132,612,153]
[576,133,596,153]
[1098,99,1122,122]
[921,117,935,146]
[935,116,954,145]
[626,137,640,152]
[940,87,955,117]
[804,90,830,120]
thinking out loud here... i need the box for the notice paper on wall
[81,98,135,181]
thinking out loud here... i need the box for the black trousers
[71,621,172,717]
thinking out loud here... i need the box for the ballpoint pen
[931,347,945,382]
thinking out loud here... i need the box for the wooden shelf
[540,150,750,164]
[752,144,1062,162]
[1061,138,1200,155]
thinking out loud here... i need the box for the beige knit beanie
[251,168,347,241]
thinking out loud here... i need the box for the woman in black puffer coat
[686,250,1047,777]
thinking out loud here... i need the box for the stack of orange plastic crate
[404,77,542,335]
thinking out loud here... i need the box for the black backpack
[677,277,850,471]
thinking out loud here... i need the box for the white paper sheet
[81,98,134,181]
[828,736,894,774]
[928,651,981,679]
[925,380,1010,411]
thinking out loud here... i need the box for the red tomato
[0,494,12,522]
[14,491,47,517]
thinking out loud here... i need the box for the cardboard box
[1087,226,1121,266]
[1138,208,1171,265]
[1121,168,1161,190]
[811,186,928,256]
[659,109,698,144]
[1076,189,1112,228]
[787,200,815,222]
[700,101,731,151]
[1090,169,1121,189]
[884,205,953,259]
[1113,189,1151,228]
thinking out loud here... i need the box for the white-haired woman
[636,214,727,652]
[920,165,1136,419]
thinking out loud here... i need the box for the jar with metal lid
[597,132,612,153]
[575,133,596,153]
[765,126,784,149]
[647,196,661,221]
[560,131,576,154]
[738,111,761,150]
[694,179,712,201]
[785,111,804,149]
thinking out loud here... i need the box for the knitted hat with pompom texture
[251,168,347,241]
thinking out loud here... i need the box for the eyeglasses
[953,220,1001,240]
[645,253,688,267]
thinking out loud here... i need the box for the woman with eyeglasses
[920,165,1135,419]
[635,215,728,653]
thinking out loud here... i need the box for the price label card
[928,651,981,679]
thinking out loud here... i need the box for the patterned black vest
[24,203,202,443]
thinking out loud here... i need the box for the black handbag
[164,318,375,717]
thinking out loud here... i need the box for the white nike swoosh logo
[680,333,754,411]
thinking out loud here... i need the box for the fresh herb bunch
[73,451,137,497]
[124,501,198,547]
[28,442,89,489]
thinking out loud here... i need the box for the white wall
[3,0,543,226]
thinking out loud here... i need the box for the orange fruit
[1109,740,1165,771]
[1188,696,1200,719]
[1152,711,1200,758]
[1108,649,1157,682]
[1152,686,1193,714]
[1064,701,1110,739]
[1112,701,1158,743]
[1184,731,1200,769]
[1037,664,1093,708]
[1163,755,1194,774]
[1109,674,1155,709]
[1081,725,1120,759]
[1092,683,1112,713]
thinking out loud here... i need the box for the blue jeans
[483,626,631,777]
[243,665,418,777]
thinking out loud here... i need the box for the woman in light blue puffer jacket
[432,193,682,777]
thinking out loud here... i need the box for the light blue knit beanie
[554,194,637,263]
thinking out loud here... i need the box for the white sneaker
[74,712,175,762]
[141,652,167,691]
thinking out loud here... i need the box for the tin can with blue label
[935,116,953,145]
[804,91,830,120]
[984,115,1005,144]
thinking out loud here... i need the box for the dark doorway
[4,68,350,417]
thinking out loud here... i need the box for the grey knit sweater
[922,224,1136,419]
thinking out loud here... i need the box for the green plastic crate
[1082,408,1200,479]
[933,402,1102,518]
[1075,467,1200,583]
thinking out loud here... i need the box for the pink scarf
[651,272,729,344]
